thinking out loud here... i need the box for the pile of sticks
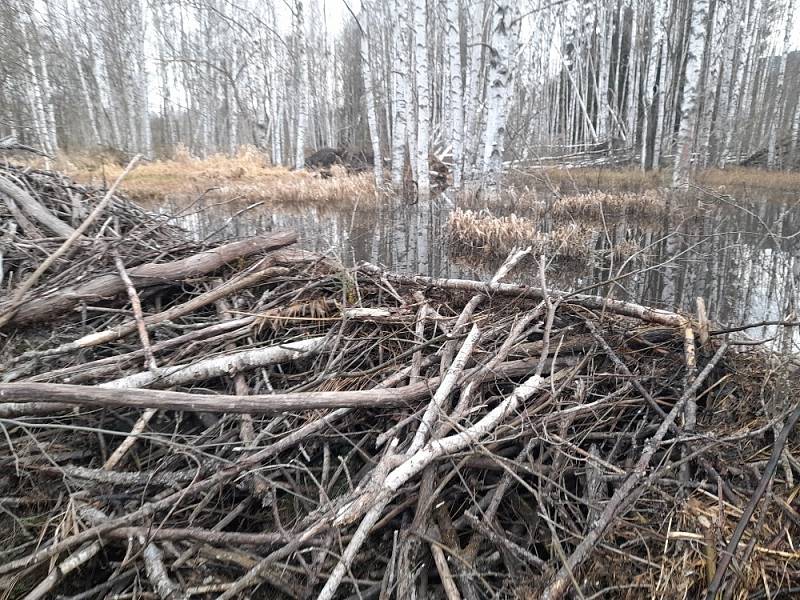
[1,164,799,599]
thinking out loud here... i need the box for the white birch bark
[721,0,753,166]
[414,0,431,200]
[74,41,102,147]
[652,5,671,170]
[22,32,50,155]
[359,12,384,187]
[294,0,308,170]
[136,0,153,159]
[641,0,666,168]
[697,0,723,168]
[38,48,58,154]
[462,4,484,179]
[626,5,640,149]
[446,0,464,188]
[767,0,794,169]
[481,0,520,188]
[596,0,610,142]
[88,7,120,149]
[391,0,409,189]
[673,0,709,188]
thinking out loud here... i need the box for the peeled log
[1,231,297,327]
[103,337,327,389]
[0,355,575,414]
[0,174,77,238]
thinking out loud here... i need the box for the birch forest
[2,0,799,189]
[3,1,800,599]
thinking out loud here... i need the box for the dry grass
[519,167,665,192]
[518,166,800,193]
[71,145,378,208]
[448,208,640,264]
[549,189,667,222]
[458,188,668,223]
[697,167,800,190]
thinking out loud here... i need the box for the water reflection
[146,188,800,351]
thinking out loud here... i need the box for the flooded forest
[1,0,800,598]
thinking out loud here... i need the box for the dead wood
[1,165,797,600]
[0,173,77,237]
[2,231,297,327]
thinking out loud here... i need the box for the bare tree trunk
[391,0,408,190]
[414,0,431,200]
[767,0,794,169]
[359,12,384,188]
[136,0,153,159]
[482,0,520,189]
[462,4,485,179]
[446,0,464,189]
[673,0,709,188]
[596,0,611,142]
[294,0,308,170]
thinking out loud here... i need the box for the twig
[541,341,730,600]
[704,402,800,599]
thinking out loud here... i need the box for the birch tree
[446,0,464,188]
[0,0,797,177]
[414,0,431,200]
[767,0,794,169]
[673,0,709,188]
[359,5,384,187]
[482,0,520,187]
[294,0,308,170]
[390,0,409,189]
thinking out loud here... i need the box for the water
[147,186,800,350]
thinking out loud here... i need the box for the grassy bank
[71,146,377,208]
[53,149,800,208]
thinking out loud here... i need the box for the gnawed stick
[103,252,161,471]
[3,230,296,329]
[0,155,141,329]
[141,537,188,600]
[314,370,556,600]
[680,320,698,484]
[21,541,102,600]
[114,252,157,372]
[0,355,575,413]
[102,336,327,389]
[429,526,462,600]
[101,408,157,471]
[407,324,481,454]
[362,264,687,327]
[0,172,77,238]
[8,265,290,364]
[216,297,256,445]
[439,246,531,372]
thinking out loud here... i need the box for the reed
[447,208,640,263]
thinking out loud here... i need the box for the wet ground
[145,185,800,350]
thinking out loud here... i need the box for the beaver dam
[1,163,800,599]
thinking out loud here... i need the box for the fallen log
[0,173,77,238]
[0,355,575,414]
[1,231,297,327]
[102,336,328,389]
[361,263,687,327]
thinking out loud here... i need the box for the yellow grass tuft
[447,208,639,264]
[697,167,800,190]
[519,166,800,193]
[548,190,667,222]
